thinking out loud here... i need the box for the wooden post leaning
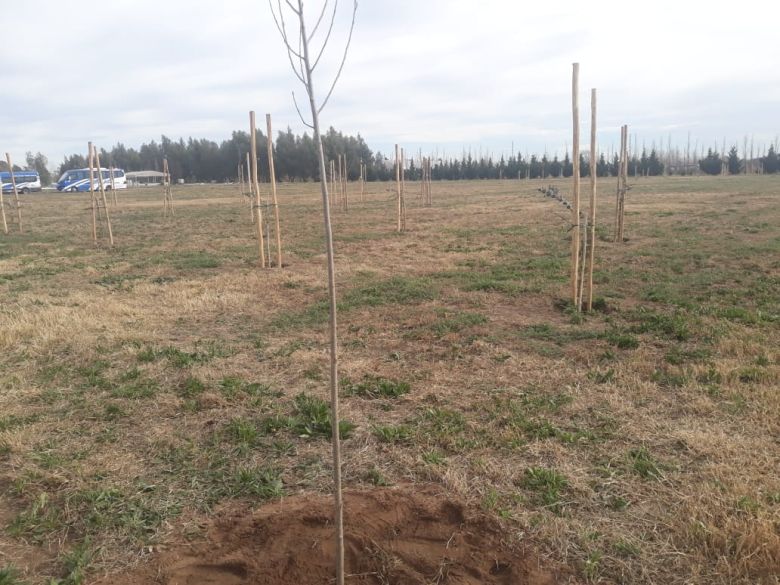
[4,153,22,233]
[93,147,114,246]
[571,62,581,308]
[266,114,283,269]
[586,88,598,311]
[88,142,97,243]
[249,111,266,267]
[109,166,118,206]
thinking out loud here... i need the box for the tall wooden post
[395,144,402,232]
[246,152,254,223]
[266,114,283,269]
[359,159,365,202]
[330,159,336,209]
[400,147,406,231]
[93,148,114,246]
[88,142,97,243]
[0,159,7,234]
[249,111,266,267]
[109,166,118,206]
[5,153,22,233]
[342,155,348,212]
[571,63,581,308]
[586,89,598,311]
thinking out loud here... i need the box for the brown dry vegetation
[0,176,778,584]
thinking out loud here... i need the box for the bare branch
[308,0,329,42]
[284,0,300,14]
[318,0,357,114]
[292,91,314,129]
[312,0,339,71]
[269,0,307,84]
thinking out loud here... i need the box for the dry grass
[0,176,778,584]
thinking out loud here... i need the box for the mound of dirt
[110,484,569,584]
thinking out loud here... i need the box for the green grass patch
[629,447,662,480]
[343,375,410,399]
[372,424,412,444]
[521,467,568,512]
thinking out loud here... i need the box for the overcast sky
[1,0,778,169]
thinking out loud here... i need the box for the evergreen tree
[698,149,722,175]
[761,145,778,174]
[727,146,741,175]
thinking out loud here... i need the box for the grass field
[0,175,778,584]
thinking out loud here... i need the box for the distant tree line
[49,129,780,185]
[699,146,779,175]
[0,152,52,185]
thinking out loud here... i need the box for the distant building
[125,170,165,187]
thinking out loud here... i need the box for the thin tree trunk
[266,114,283,269]
[296,5,344,583]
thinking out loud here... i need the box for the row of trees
[47,129,780,184]
[0,152,52,185]
[699,146,779,175]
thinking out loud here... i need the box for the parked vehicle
[56,168,127,192]
[0,170,42,194]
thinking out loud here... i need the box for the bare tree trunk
[296,6,344,584]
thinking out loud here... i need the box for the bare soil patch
[108,485,568,585]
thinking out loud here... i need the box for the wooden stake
[93,148,114,246]
[359,160,365,202]
[4,153,22,233]
[246,152,254,223]
[162,158,174,217]
[249,111,266,267]
[586,88,598,312]
[109,166,118,206]
[401,147,406,231]
[88,142,97,243]
[266,114,283,269]
[395,144,402,232]
[571,63,581,308]
[0,158,7,233]
[342,154,349,212]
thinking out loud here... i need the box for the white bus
[56,168,127,192]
